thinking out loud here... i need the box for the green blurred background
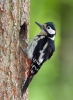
[29,0,73,100]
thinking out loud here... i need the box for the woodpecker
[21,22,56,96]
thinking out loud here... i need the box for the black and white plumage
[21,22,56,96]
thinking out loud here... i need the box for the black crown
[45,22,55,30]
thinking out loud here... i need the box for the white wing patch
[39,42,48,63]
[27,36,45,60]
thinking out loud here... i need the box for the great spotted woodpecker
[20,22,56,96]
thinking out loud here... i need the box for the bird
[20,21,56,96]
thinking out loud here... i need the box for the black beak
[35,22,43,29]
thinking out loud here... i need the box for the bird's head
[35,22,56,40]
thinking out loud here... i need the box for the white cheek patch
[47,28,55,34]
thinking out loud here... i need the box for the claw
[20,46,27,56]
[23,38,28,46]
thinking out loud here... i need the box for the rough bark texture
[0,0,30,100]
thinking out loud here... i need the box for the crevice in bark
[19,22,27,39]
[19,22,28,49]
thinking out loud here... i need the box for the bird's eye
[47,26,50,29]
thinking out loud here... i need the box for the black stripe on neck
[44,29,55,38]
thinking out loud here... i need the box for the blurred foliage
[29,0,73,100]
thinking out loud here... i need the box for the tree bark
[0,0,30,100]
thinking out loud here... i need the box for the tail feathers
[21,75,33,96]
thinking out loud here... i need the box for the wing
[29,36,54,75]
[27,35,45,60]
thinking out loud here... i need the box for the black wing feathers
[33,35,55,63]
[30,35,55,75]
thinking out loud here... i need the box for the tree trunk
[0,0,30,100]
